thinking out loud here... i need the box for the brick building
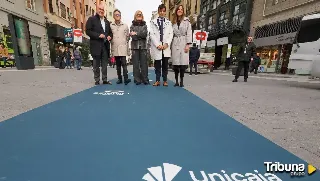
[162,0,201,30]
[250,0,320,74]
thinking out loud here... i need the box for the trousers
[154,54,169,82]
[115,56,128,80]
[92,47,109,82]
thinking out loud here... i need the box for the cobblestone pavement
[1,66,320,169]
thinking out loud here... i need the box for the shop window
[26,0,36,11]
[256,46,279,72]
[60,2,66,19]
[297,18,320,43]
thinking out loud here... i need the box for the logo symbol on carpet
[93,90,129,96]
[142,163,182,181]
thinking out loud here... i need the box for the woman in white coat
[150,4,173,86]
[171,5,192,87]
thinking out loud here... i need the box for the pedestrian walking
[130,10,149,85]
[171,5,192,87]
[233,36,256,82]
[110,9,131,85]
[85,2,113,85]
[189,43,200,76]
[57,45,65,69]
[250,52,261,74]
[150,4,173,86]
[73,47,82,70]
[64,47,72,69]
[0,43,8,68]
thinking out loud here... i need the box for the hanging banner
[227,44,232,58]
[73,29,82,43]
[64,28,73,43]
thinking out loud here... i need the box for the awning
[253,16,302,47]
[254,32,297,47]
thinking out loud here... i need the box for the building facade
[162,0,201,30]
[0,0,50,66]
[199,0,254,68]
[250,0,320,74]
[105,0,115,22]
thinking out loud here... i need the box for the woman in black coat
[130,10,149,85]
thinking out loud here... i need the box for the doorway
[31,36,43,66]
[214,45,223,69]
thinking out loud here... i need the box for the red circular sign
[195,32,207,41]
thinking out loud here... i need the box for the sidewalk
[209,69,320,84]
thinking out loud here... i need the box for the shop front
[253,17,302,74]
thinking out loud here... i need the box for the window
[219,11,228,29]
[79,3,82,14]
[67,7,70,20]
[109,2,112,6]
[26,0,36,11]
[109,12,112,16]
[212,0,217,9]
[48,0,53,13]
[60,2,66,19]
[273,0,279,5]
[86,5,88,14]
[232,2,246,26]
[92,9,94,16]
[81,23,84,31]
[297,18,320,43]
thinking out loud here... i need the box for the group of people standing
[85,3,193,87]
[56,46,83,70]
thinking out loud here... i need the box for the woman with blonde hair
[130,10,149,85]
[171,5,192,87]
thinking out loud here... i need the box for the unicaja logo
[143,163,182,181]
[143,163,284,181]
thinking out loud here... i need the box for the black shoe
[180,82,184,87]
[95,81,100,85]
[174,82,179,87]
[103,81,112,85]
[124,79,131,85]
[244,79,247,82]
[232,79,238,82]
[116,79,123,84]
[136,82,141,85]
[144,81,150,85]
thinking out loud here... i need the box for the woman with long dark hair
[130,10,149,85]
[171,5,192,87]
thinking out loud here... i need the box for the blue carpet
[0,71,319,181]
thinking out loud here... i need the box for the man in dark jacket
[189,43,200,75]
[250,53,261,74]
[85,2,113,85]
[233,36,256,82]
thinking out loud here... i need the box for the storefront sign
[254,32,297,47]
[73,29,82,43]
[64,28,73,43]
[217,37,228,46]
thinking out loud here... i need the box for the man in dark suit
[85,3,113,85]
[233,36,256,82]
